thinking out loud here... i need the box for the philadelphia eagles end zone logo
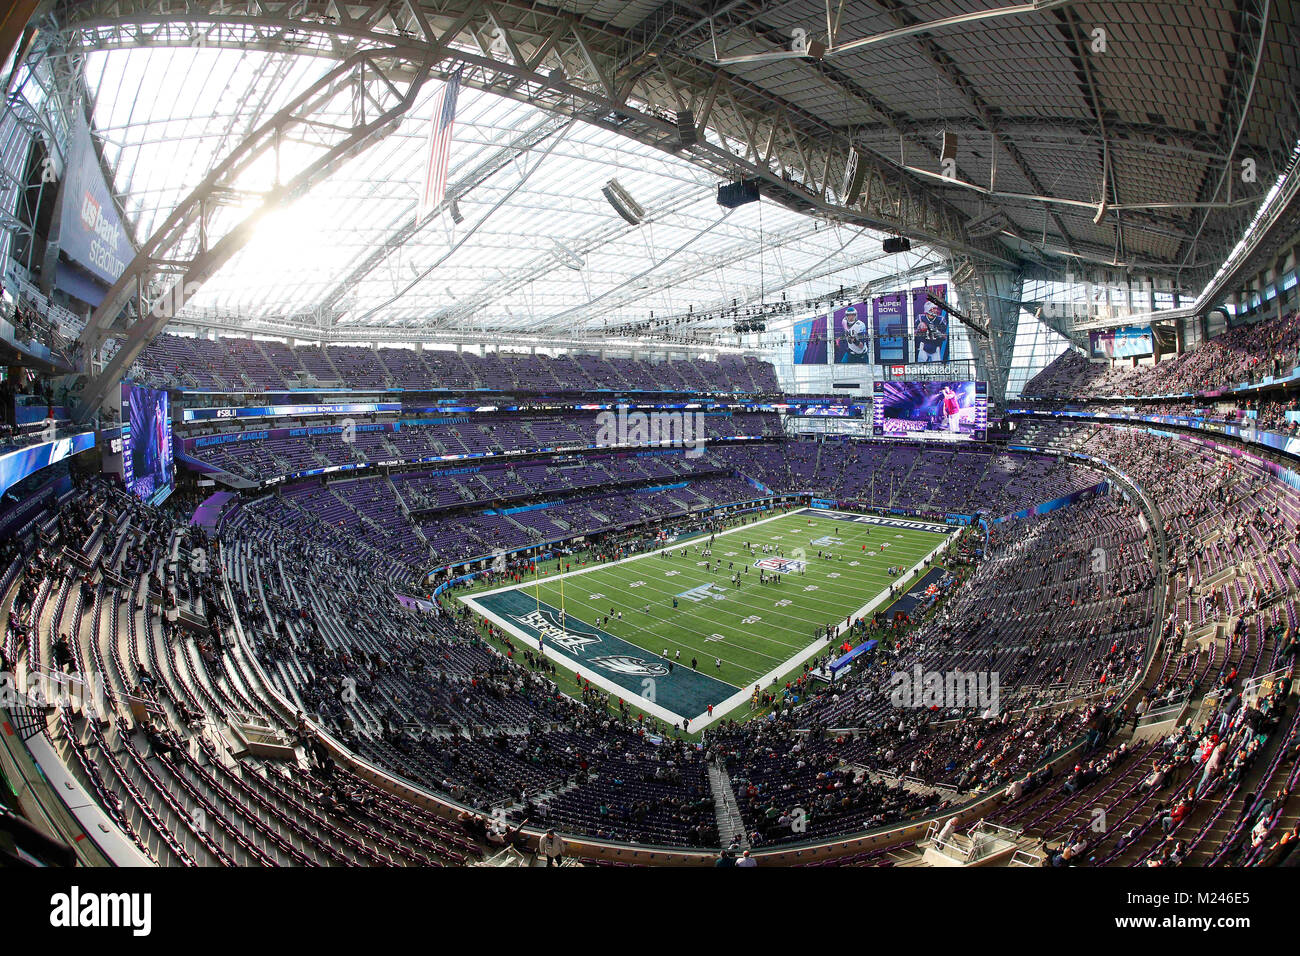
[588,655,668,676]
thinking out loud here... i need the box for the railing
[1240,666,1292,709]
[1010,847,1044,867]
[927,817,1027,864]
[900,773,959,796]
[0,419,83,459]
[923,820,961,857]
[4,663,114,721]
[1136,696,1190,726]
[3,704,46,743]
[966,820,1024,863]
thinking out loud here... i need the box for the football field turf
[461,508,953,728]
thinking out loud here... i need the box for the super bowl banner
[832,302,871,364]
[912,283,949,364]
[58,112,132,285]
[792,314,828,365]
[872,293,907,365]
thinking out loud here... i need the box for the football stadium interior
[3,0,1300,889]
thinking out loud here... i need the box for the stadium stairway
[707,762,748,849]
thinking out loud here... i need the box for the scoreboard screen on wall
[121,381,174,504]
[873,380,987,441]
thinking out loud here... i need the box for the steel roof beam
[69,24,438,421]
[52,0,1017,267]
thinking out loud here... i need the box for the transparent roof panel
[76,46,941,338]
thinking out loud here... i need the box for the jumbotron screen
[122,381,174,503]
[873,380,987,442]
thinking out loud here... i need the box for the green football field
[463,508,953,727]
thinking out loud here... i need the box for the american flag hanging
[417,70,461,223]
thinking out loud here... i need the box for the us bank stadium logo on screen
[754,556,806,573]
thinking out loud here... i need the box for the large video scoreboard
[873,380,987,442]
[122,381,174,503]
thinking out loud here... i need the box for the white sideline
[460,508,956,731]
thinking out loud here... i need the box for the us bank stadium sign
[882,361,970,379]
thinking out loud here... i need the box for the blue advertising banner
[797,404,862,417]
[182,401,402,422]
[829,639,878,677]
[991,480,1107,524]
[58,112,131,284]
[793,314,828,365]
[191,430,270,449]
[0,432,96,497]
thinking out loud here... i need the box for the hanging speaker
[842,148,867,206]
[676,110,698,148]
[717,179,761,208]
[941,131,957,162]
[602,179,645,224]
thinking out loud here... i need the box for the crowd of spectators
[3,396,1298,864]
[1022,311,1300,401]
